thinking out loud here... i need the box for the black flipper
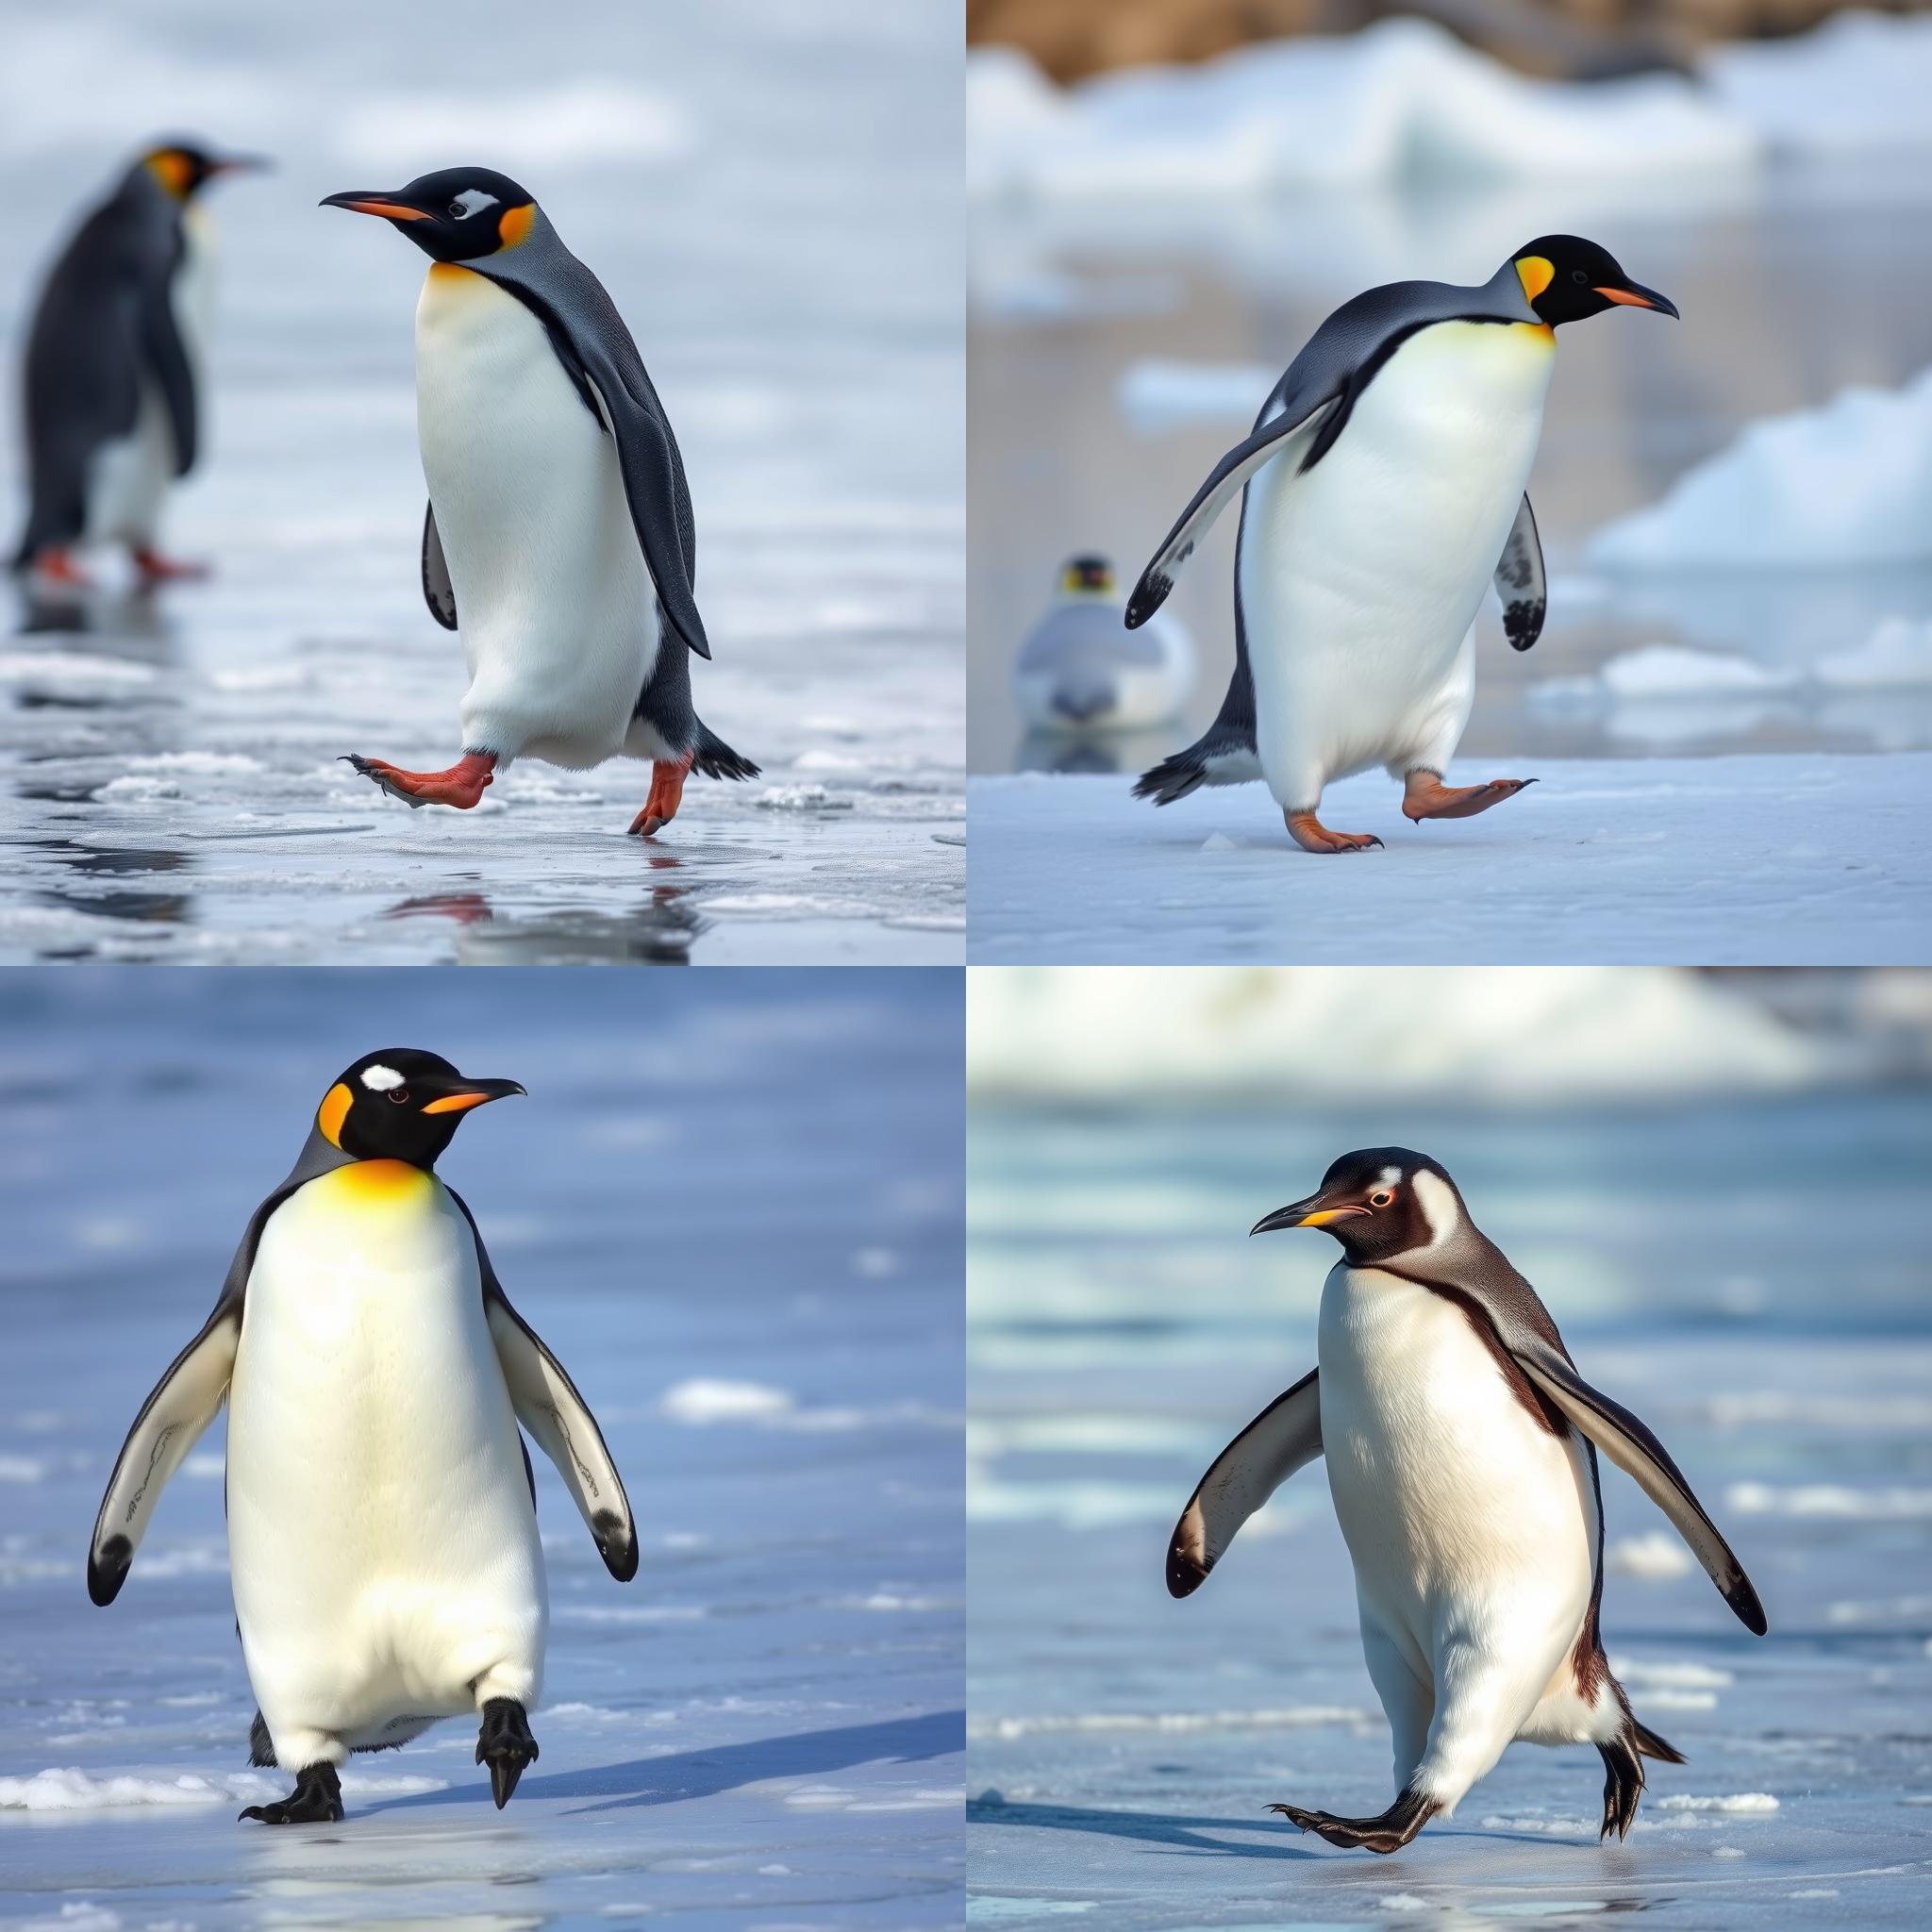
[445,1189,639,1581]
[422,503,458,630]
[1494,494,1545,651]
[136,253,198,477]
[1166,1368,1321,1597]
[471,213,708,658]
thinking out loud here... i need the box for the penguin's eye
[1369,1190,1394,1208]
[1572,268,1591,286]
[387,1087,411,1106]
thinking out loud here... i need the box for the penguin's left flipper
[421,504,458,631]
[1514,1348,1767,1635]
[88,1303,240,1606]
[1493,494,1545,651]
[446,1190,639,1581]
[137,276,197,477]
[1166,1369,1322,1597]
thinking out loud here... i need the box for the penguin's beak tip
[1597,284,1679,320]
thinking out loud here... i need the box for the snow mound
[969,19,1756,199]
[1607,1532,1695,1579]
[0,1766,444,1810]
[661,1378,794,1424]
[1702,12,1932,161]
[757,784,855,812]
[1658,1792,1780,1813]
[1726,1481,1932,1518]
[1118,359,1274,433]
[1591,367,1932,569]
[1814,620,1932,690]
[335,82,693,171]
[967,965,1829,1104]
[1599,646,1799,697]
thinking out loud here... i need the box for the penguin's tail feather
[248,1711,276,1768]
[691,722,758,784]
[1629,1717,1686,1764]
[1132,728,1262,808]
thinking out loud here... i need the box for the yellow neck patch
[146,152,192,201]
[497,202,536,250]
[1515,256,1555,304]
[325,1158,431,1201]
[317,1082,353,1148]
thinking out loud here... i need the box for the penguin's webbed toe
[1402,773,1538,823]
[1267,1788,1434,1854]
[239,1762,342,1825]
[1284,811,1384,856]
[341,750,495,810]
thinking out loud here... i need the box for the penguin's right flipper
[136,277,197,477]
[88,1304,239,1606]
[1166,1368,1321,1597]
[421,504,458,630]
[1493,494,1545,651]
[1516,1350,1767,1636]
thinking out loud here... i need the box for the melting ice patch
[969,1707,1364,1740]
[0,1766,445,1810]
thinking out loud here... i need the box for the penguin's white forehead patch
[1410,1170,1459,1246]
[359,1064,406,1091]
[450,189,499,219]
[1378,1166,1404,1186]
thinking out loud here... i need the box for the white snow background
[0,0,963,963]
[0,972,965,1927]
[966,972,1932,1925]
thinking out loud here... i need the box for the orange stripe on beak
[1595,287,1657,308]
[341,199,430,222]
[422,1090,497,1115]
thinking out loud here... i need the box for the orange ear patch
[146,152,192,199]
[317,1082,353,1148]
[1515,256,1555,303]
[497,203,536,249]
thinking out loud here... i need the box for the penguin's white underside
[226,1164,544,1770]
[1240,321,1554,810]
[415,264,660,769]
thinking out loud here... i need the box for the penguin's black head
[1509,235,1678,328]
[314,1049,525,1170]
[1059,555,1116,597]
[1252,1146,1463,1266]
[321,168,540,262]
[143,140,271,201]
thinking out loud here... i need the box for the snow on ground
[966,758,1932,965]
[1591,367,1932,570]
[968,12,1932,203]
[0,974,964,1928]
[968,1093,1932,1929]
[0,0,962,965]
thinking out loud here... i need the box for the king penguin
[322,169,758,837]
[12,140,266,588]
[87,1049,640,1825]
[1014,555,1194,734]
[1167,1148,1765,1852]
[1129,239,1676,852]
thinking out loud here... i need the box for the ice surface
[0,974,963,1927]
[965,759,1932,965]
[1116,359,1274,433]
[1591,367,1932,569]
[968,1094,1932,1928]
[0,0,962,964]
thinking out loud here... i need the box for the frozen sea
[0,1,963,963]
[967,1091,1932,1926]
[0,972,966,1927]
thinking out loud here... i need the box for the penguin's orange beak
[421,1078,526,1115]
[321,191,430,222]
[1252,1195,1368,1235]
[1594,282,1679,319]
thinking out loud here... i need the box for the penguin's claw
[341,751,496,810]
[1403,773,1538,822]
[1285,811,1383,855]
[475,1697,539,1810]
[239,1763,342,1825]
[1266,1788,1435,1854]
[627,753,693,838]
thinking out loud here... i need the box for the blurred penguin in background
[11,140,266,589]
[1014,554,1194,733]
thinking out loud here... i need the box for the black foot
[239,1760,341,1825]
[476,1697,540,1809]
[1598,1733,1645,1841]
[1268,1785,1436,1854]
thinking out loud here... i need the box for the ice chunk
[660,1378,794,1424]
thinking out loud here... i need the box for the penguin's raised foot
[132,546,210,585]
[1597,1734,1646,1842]
[341,750,496,810]
[1403,772,1537,822]
[1285,810,1383,855]
[475,1697,539,1809]
[28,548,91,591]
[1267,1787,1436,1854]
[239,1760,342,1826]
[628,752,693,838]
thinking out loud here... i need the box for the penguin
[87,1049,639,1825]
[1167,1147,1765,1852]
[12,140,266,588]
[321,169,758,837]
[1014,555,1194,733]
[1128,239,1677,853]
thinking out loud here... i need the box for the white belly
[1317,1260,1594,1684]
[86,217,212,547]
[415,264,658,768]
[226,1163,545,1748]
[1241,322,1554,806]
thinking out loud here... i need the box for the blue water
[0,971,965,1927]
[969,1094,1932,1927]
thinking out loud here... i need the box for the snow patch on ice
[336,82,693,171]
[1658,1792,1779,1813]
[757,784,855,812]
[1599,646,1800,697]
[1702,12,1932,161]
[969,1707,1363,1740]
[1727,1481,1932,1519]
[1607,1532,1695,1579]
[661,1378,794,1424]
[0,1766,445,1810]
[1609,1658,1733,1690]
[1815,620,1932,690]
[1117,359,1274,433]
[1591,367,1932,569]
